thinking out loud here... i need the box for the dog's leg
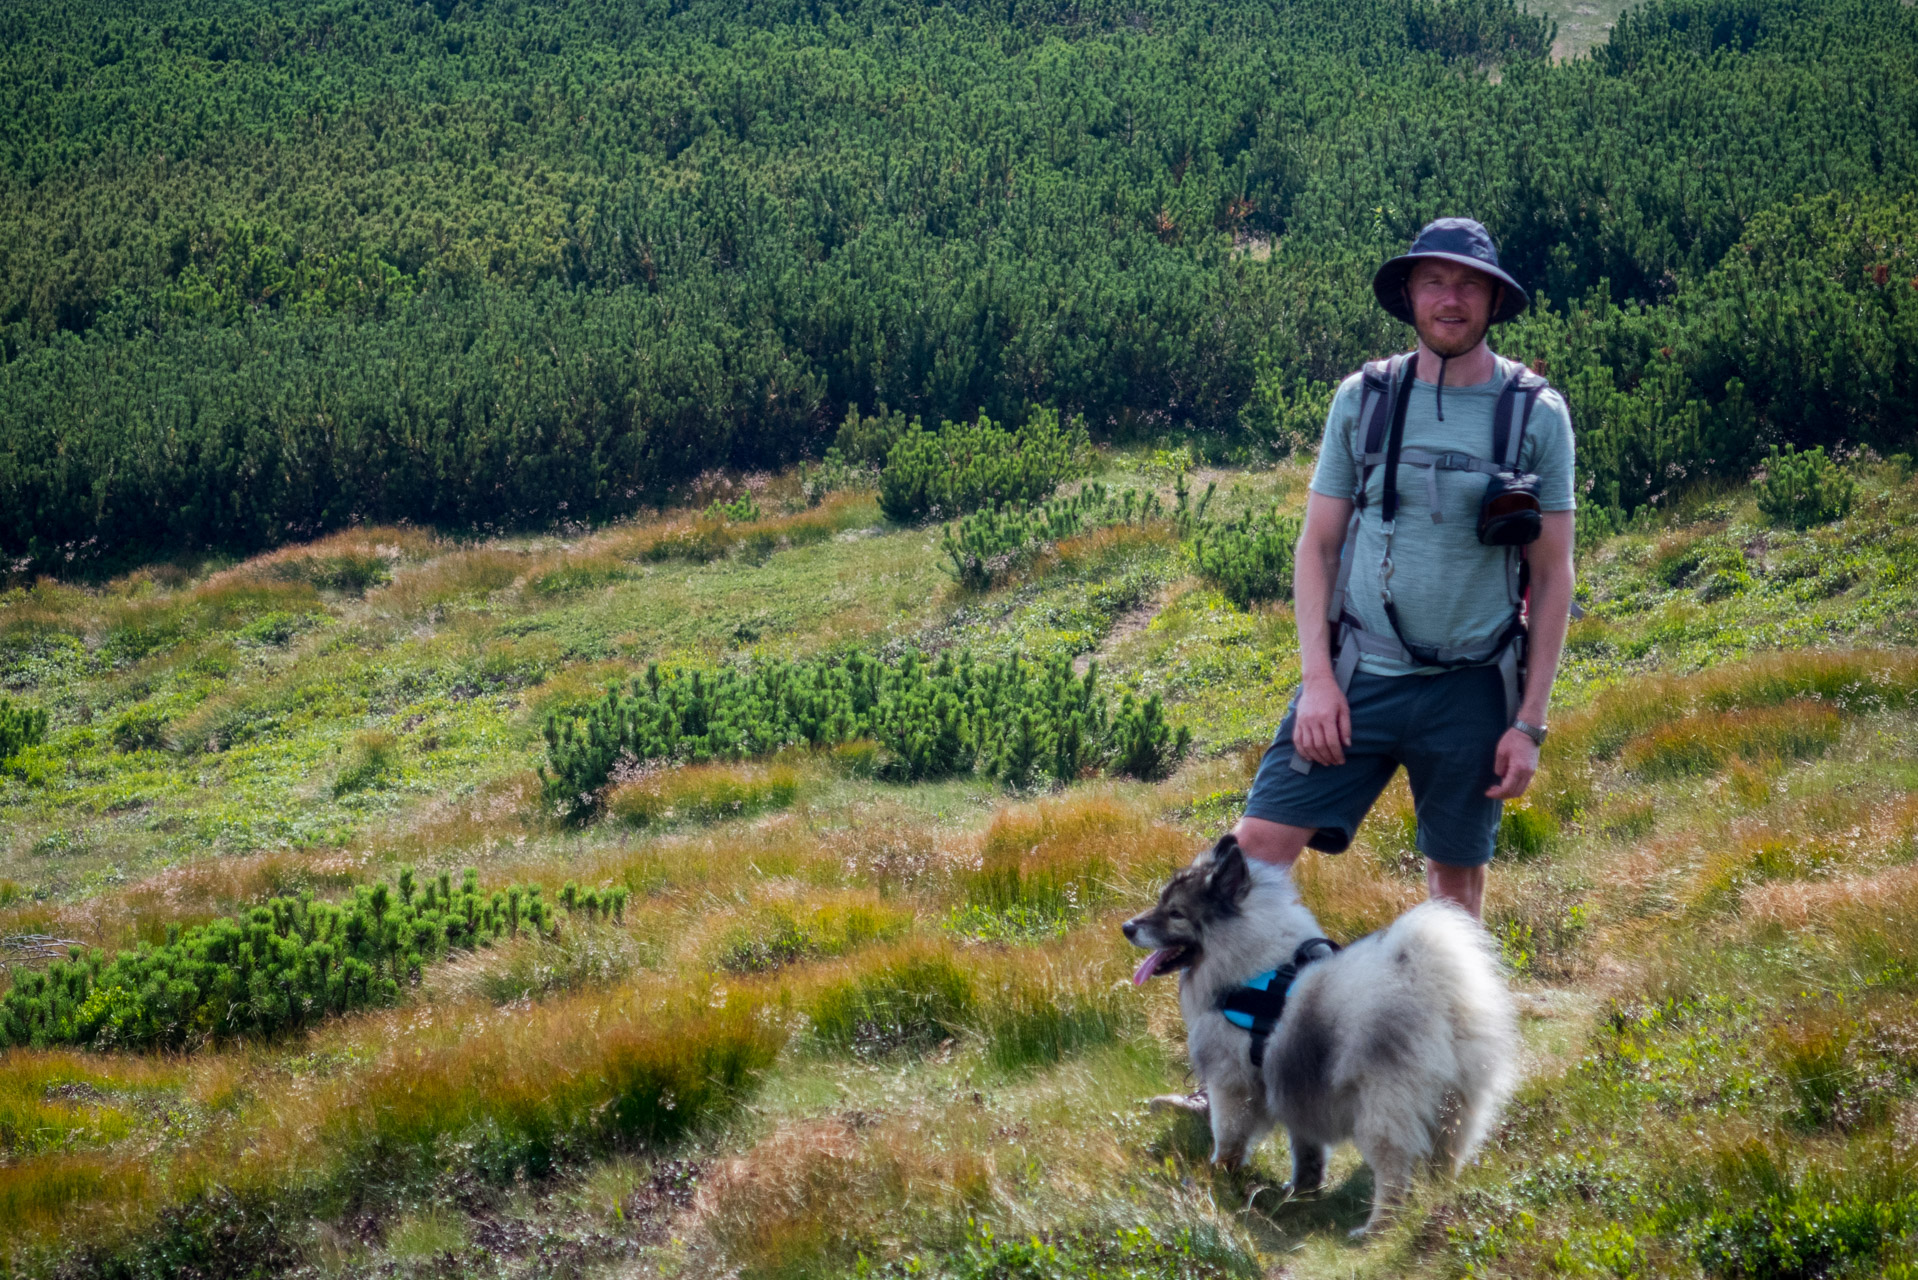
[1207,1082,1265,1169]
[1430,1089,1471,1175]
[1351,1137,1417,1238]
[1284,1131,1327,1195]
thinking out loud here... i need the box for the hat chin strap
[1436,354,1447,422]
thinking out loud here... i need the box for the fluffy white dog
[1123,833,1517,1235]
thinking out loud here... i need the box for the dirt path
[1075,586,1171,676]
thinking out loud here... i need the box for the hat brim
[1372,252,1529,325]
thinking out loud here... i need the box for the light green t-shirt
[1308,355,1576,677]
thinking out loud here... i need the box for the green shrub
[712,900,910,974]
[940,484,1163,590]
[1240,352,1335,459]
[1184,503,1302,609]
[540,650,1190,814]
[0,868,621,1051]
[937,1221,1256,1280]
[108,707,166,754]
[832,403,914,468]
[236,610,314,646]
[1687,1186,1918,1280]
[1756,444,1856,529]
[0,694,48,768]
[704,492,762,523]
[878,408,1088,523]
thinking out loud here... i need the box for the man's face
[1406,260,1502,358]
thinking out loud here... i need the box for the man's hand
[1292,675,1352,767]
[1485,728,1539,799]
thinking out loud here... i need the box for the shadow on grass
[1147,1108,1375,1242]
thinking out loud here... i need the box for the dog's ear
[1203,833,1250,906]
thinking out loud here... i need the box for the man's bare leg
[1426,860,1485,919]
[1233,816,1316,870]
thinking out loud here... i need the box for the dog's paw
[1279,1180,1324,1199]
[1146,1091,1209,1115]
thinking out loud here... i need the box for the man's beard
[1415,315,1491,358]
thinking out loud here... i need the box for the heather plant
[878,409,1089,523]
[0,868,626,1050]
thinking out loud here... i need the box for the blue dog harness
[1216,937,1342,1068]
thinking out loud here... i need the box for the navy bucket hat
[1372,217,1529,325]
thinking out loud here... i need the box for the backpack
[1290,352,1550,775]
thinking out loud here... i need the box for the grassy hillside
[2,450,1915,1277]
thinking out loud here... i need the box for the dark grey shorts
[1244,666,1508,868]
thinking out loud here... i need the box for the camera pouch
[1478,471,1543,545]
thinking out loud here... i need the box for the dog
[1122,833,1517,1236]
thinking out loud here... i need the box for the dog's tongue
[1132,949,1174,986]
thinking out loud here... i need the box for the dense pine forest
[1,0,1913,571]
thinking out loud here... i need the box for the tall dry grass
[0,973,785,1251]
[209,525,441,594]
[607,761,802,827]
[0,850,363,948]
[694,1112,996,1279]
[1552,649,1918,766]
[694,890,914,975]
[964,791,1194,920]
[370,547,530,613]
[0,1051,184,1158]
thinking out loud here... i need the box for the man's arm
[1291,491,1354,766]
[1486,509,1574,799]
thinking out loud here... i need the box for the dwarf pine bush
[0,869,628,1050]
[0,695,47,767]
[539,650,1191,813]
[940,483,1164,590]
[1757,444,1855,529]
[1184,503,1303,609]
[877,408,1088,523]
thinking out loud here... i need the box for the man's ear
[1204,833,1250,906]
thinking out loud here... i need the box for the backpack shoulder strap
[1492,359,1549,470]
[1353,353,1412,508]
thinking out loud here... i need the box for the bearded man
[1234,218,1576,918]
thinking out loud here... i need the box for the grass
[0,457,1915,1276]
[607,760,803,827]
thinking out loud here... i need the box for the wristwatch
[1512,718,1549,747]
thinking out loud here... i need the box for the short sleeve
[1308,372,1368,500]
[1524,388,1577,512]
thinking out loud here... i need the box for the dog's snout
[1121,919,1138,941]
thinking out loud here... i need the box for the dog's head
[1122,833,1252,984]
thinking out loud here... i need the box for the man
[1235,218,1576,918]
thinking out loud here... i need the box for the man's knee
[1233,816,1315,868]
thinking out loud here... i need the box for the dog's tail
[1380,900,1519,1169]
